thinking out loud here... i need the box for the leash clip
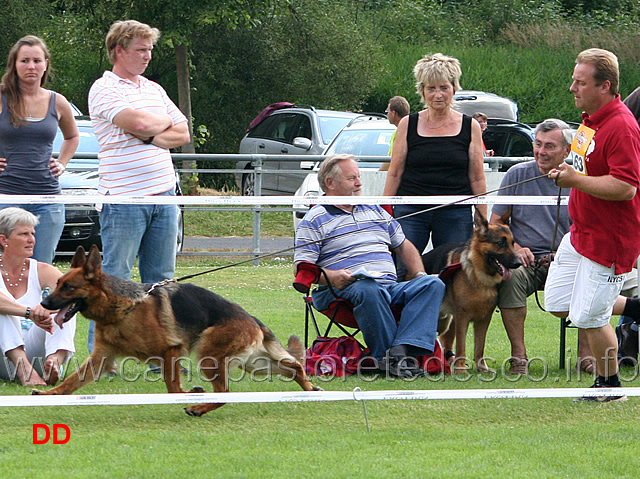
[146,278,176,295]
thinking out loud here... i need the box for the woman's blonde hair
[414,53,462,105]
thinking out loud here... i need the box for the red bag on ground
[417,340,451,375]
[305,337,451,376]
[305,337,368,377]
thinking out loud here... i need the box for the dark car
[235,104,363,195]
[53,119,184,255]
[483,119,535,157]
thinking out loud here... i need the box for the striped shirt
[294,204,405,283]
[88,71,187,197]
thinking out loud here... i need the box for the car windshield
[318,116,358,145]
[325,128,394,156]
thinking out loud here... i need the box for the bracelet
[142,136,155,144]
[414,272,427,278]
[25,307,31,319]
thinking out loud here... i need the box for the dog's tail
[286,335,305,363]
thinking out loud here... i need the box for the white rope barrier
[2,386,638,407]
[0,194,568,206]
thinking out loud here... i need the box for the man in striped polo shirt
[86,20,190,352]
[295,154,445,378]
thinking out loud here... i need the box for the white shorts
[544,233,626,328]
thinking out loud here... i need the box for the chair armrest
[293,262,322,294]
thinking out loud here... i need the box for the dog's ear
[71,246,87,268]
[84,245,103,280]
[499,206,511,226]
[473,208,488,232]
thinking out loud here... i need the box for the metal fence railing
[61,153,533,262]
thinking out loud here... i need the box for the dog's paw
[477,365,496,375]
[31,389,45,395]
[312,385,324,391]
[184,406,204,417]
[453,366,470,375]
[189,386,205,393]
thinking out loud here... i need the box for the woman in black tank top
[383,53,487,279]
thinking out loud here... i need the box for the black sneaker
[378,355,425,379]
[573,377,627,403]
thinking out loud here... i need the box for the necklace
[424,113,451,129]
[0,255,27,287]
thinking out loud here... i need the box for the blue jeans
[88,190,178,352]
[394,204,473,280]
[312,275,445,360]
[0,203,64,264]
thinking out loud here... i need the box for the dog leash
[174,173,552,283]
[533,186,564,312]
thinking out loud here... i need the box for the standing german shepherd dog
[32,245,319,416]
[422,211,521,373]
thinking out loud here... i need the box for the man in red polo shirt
[546,48,640,401]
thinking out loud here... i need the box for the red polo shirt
[569,96,640,274]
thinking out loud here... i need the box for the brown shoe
[508,357,528,375]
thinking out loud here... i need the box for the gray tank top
[0,91,60,194]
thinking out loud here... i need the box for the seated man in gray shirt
[491,119,572,374]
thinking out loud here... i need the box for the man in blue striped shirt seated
[294,154,445,378]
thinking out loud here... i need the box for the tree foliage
[191,0,382,153]
[2,0,640,163]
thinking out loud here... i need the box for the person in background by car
[383,53,486,280]
[623,86,640,126]
[380,96,410,171]
[87,20,190,354]
[472,112,495,157]
[0,36,79,264]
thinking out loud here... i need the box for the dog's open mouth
[54,302,83,328]
[491,258,512,281]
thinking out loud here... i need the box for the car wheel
[242,171,255,196]
[176,208,184,252]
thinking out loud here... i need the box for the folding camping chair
[293,261,450,375]
[293,261,365,348]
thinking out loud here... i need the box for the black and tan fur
[32,245,318,416]
[422,211,521,373]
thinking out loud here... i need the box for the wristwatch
[142,136,155,144]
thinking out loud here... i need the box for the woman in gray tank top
[0,36,79,264]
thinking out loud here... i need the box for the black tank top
[397,112,473,197]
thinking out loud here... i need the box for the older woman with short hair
[383,53,487,279]
[0,207,76,386]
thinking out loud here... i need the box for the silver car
[293,117,395,229]
[236,105,362,195]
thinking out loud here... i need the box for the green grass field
[2,258,640,478]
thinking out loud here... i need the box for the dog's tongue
[502,267,512,281]
[53,304,73,329]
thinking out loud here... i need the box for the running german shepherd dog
[422,210,521,373]
[32,245,319,416]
